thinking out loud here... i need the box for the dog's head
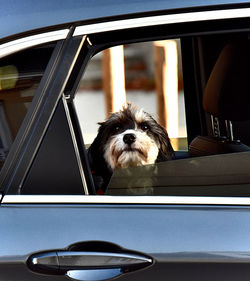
[89,104,174,173]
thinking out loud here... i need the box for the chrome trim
[62,95,89,195]
[225,120,234,142]
[0,193,2,203]
[0,29,69,59]
[74,8,250,36]
[2,195,250,205]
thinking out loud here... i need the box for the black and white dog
[88,103,174,193]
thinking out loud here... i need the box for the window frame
[0,29,69,59]
[3,194,250,206]
[68,10,250,200]
[1,7,250,203]
[73,7,250,37]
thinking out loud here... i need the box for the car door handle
[28,249,153,281]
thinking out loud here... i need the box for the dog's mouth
[117,147,147,159]
[111,147,148,169]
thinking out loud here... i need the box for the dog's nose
[123,133,136,145]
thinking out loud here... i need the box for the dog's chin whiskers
[114,148,147,169]
[130,148,147,159]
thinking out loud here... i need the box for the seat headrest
[203,40,250,121]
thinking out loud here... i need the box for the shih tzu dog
[88,103,174,193]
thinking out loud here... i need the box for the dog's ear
[156,125,175,161]
[88,122,112,193]
[88,122,107,168]
[88,120,115,174]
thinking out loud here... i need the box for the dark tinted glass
[0,43,55,169]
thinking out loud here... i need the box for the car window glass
[0,43,56,170]
[107,151,250,196]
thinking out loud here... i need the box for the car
[1,0,250,280]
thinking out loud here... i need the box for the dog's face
[91,104,174,171]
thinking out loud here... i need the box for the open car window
[75,40,187,151]
[73,33,250,196]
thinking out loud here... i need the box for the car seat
[189,40,250,156]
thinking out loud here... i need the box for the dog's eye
[113,125,121,132]
[140,123,149,131]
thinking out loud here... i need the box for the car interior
[189,39,250,157]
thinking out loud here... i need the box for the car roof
[1,0,250,41]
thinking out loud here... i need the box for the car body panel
[2,7,250,60]
[1,0,250,41]
[1,203,250,280]
[1,1,250,281]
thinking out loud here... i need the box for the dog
[88,103,174,193]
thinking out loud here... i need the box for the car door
[1,8,250,281]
